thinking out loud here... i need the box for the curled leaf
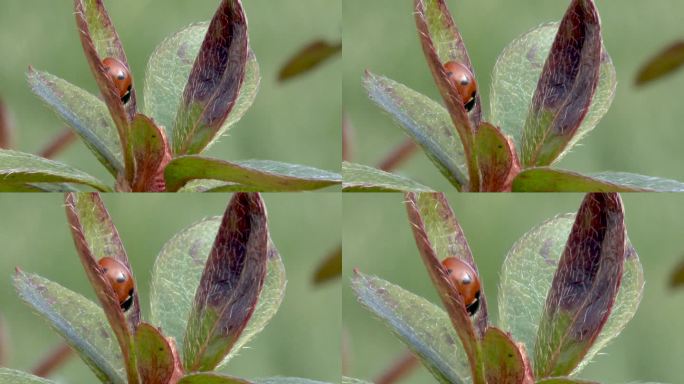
[134,323,178,384]
[130,114,171,192]
[64,192,139,383]
[179,373,252,384]
[414,0,479,189]
[74,0,135,179]
[183,193,269,371]
[405,192,485,384]
[473,123,519,192]
[278,40,341,81]
[520,0,602,167]
[481,327,530,384]
[173,0,249,155]
[534,193,626,377]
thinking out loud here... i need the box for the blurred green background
[343,193,684,383]
[343,0,684,191]
[0,194,340,382]
[0,0,341,183]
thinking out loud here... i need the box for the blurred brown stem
[38,128,77,159]
[0,97,13,150]
[374,350,419,384]
[376,138,418,172]
[342,112,354,162]
[0,315,8,366]
[31,342,74,378]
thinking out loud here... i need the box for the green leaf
[255,379,332,384]
[134,323,177,384]
[0,368,57,384]
[13,271,125,384]
[636,41,684,85]
[536,379,598,384]
[363,72,467,188]
[150,217,286,368]
[164,156,341,192]
[143,22,259,148]
[341,378,372,384]
[27,68,123,176]
[179,373,252,384]
[278,40,341,81]
[498,211,643,376]
[0,150,110,191]
[490,22,616,160]
[512,168,684,192]
[172,0,248,155]
[520,0,602,167]
[342,161,434,192]
[178,180,267,192]
[0,183,79,192]
[351,272,470,384]
[481,327,527,384]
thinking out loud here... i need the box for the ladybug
[98,257,135,312]
[442,257,481,316]
[102,57,132,104]
[444,61,477,112]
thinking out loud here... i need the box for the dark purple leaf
[636,41,684,85]
[173,0,248,155]
[74,0,135,181]
[521,0,602,167]
[534,193,626,377]
[404,192,485,384]
[134,323,179,384]
[64,192,140,383]
[130,114,172,192]
[183,193,269,371]
[481,327,531,384]
[414,0,479,189]
[474,123,520,192]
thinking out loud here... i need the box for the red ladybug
[102,57,132,104]
[444,61,477,112]
[442,257,481,316]
[98,257,134,312]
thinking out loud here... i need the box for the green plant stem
[30,342,74,378]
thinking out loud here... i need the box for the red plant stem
[376,138,418,172]
[38,128,77,159]
[373,350,420,384]
[0,98,13,149]
[342,112,354,162]
[31,342,74,378]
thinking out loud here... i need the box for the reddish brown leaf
[134,323,178,384]
[183,193,269,371]
[404,192,485,384]
[74,0,135,181]
[521,0,602,167]
[481,327,530,384]
[636,41,684,85]
[130,115,172,192]
[64,192,140,383]
[474,123,520,192]
[278,39,341,81]
[173,0,249,155]
[414,0,479,190]
[534,193,625,377]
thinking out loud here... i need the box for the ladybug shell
[442,257,481,316]
[444,61,477,112]
[102,57,132,104]
[98,257,135,312]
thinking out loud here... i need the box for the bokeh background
[0,0,341,184]
[343,193,684,384]
[343,0,684,191]
[0,194,340,382]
